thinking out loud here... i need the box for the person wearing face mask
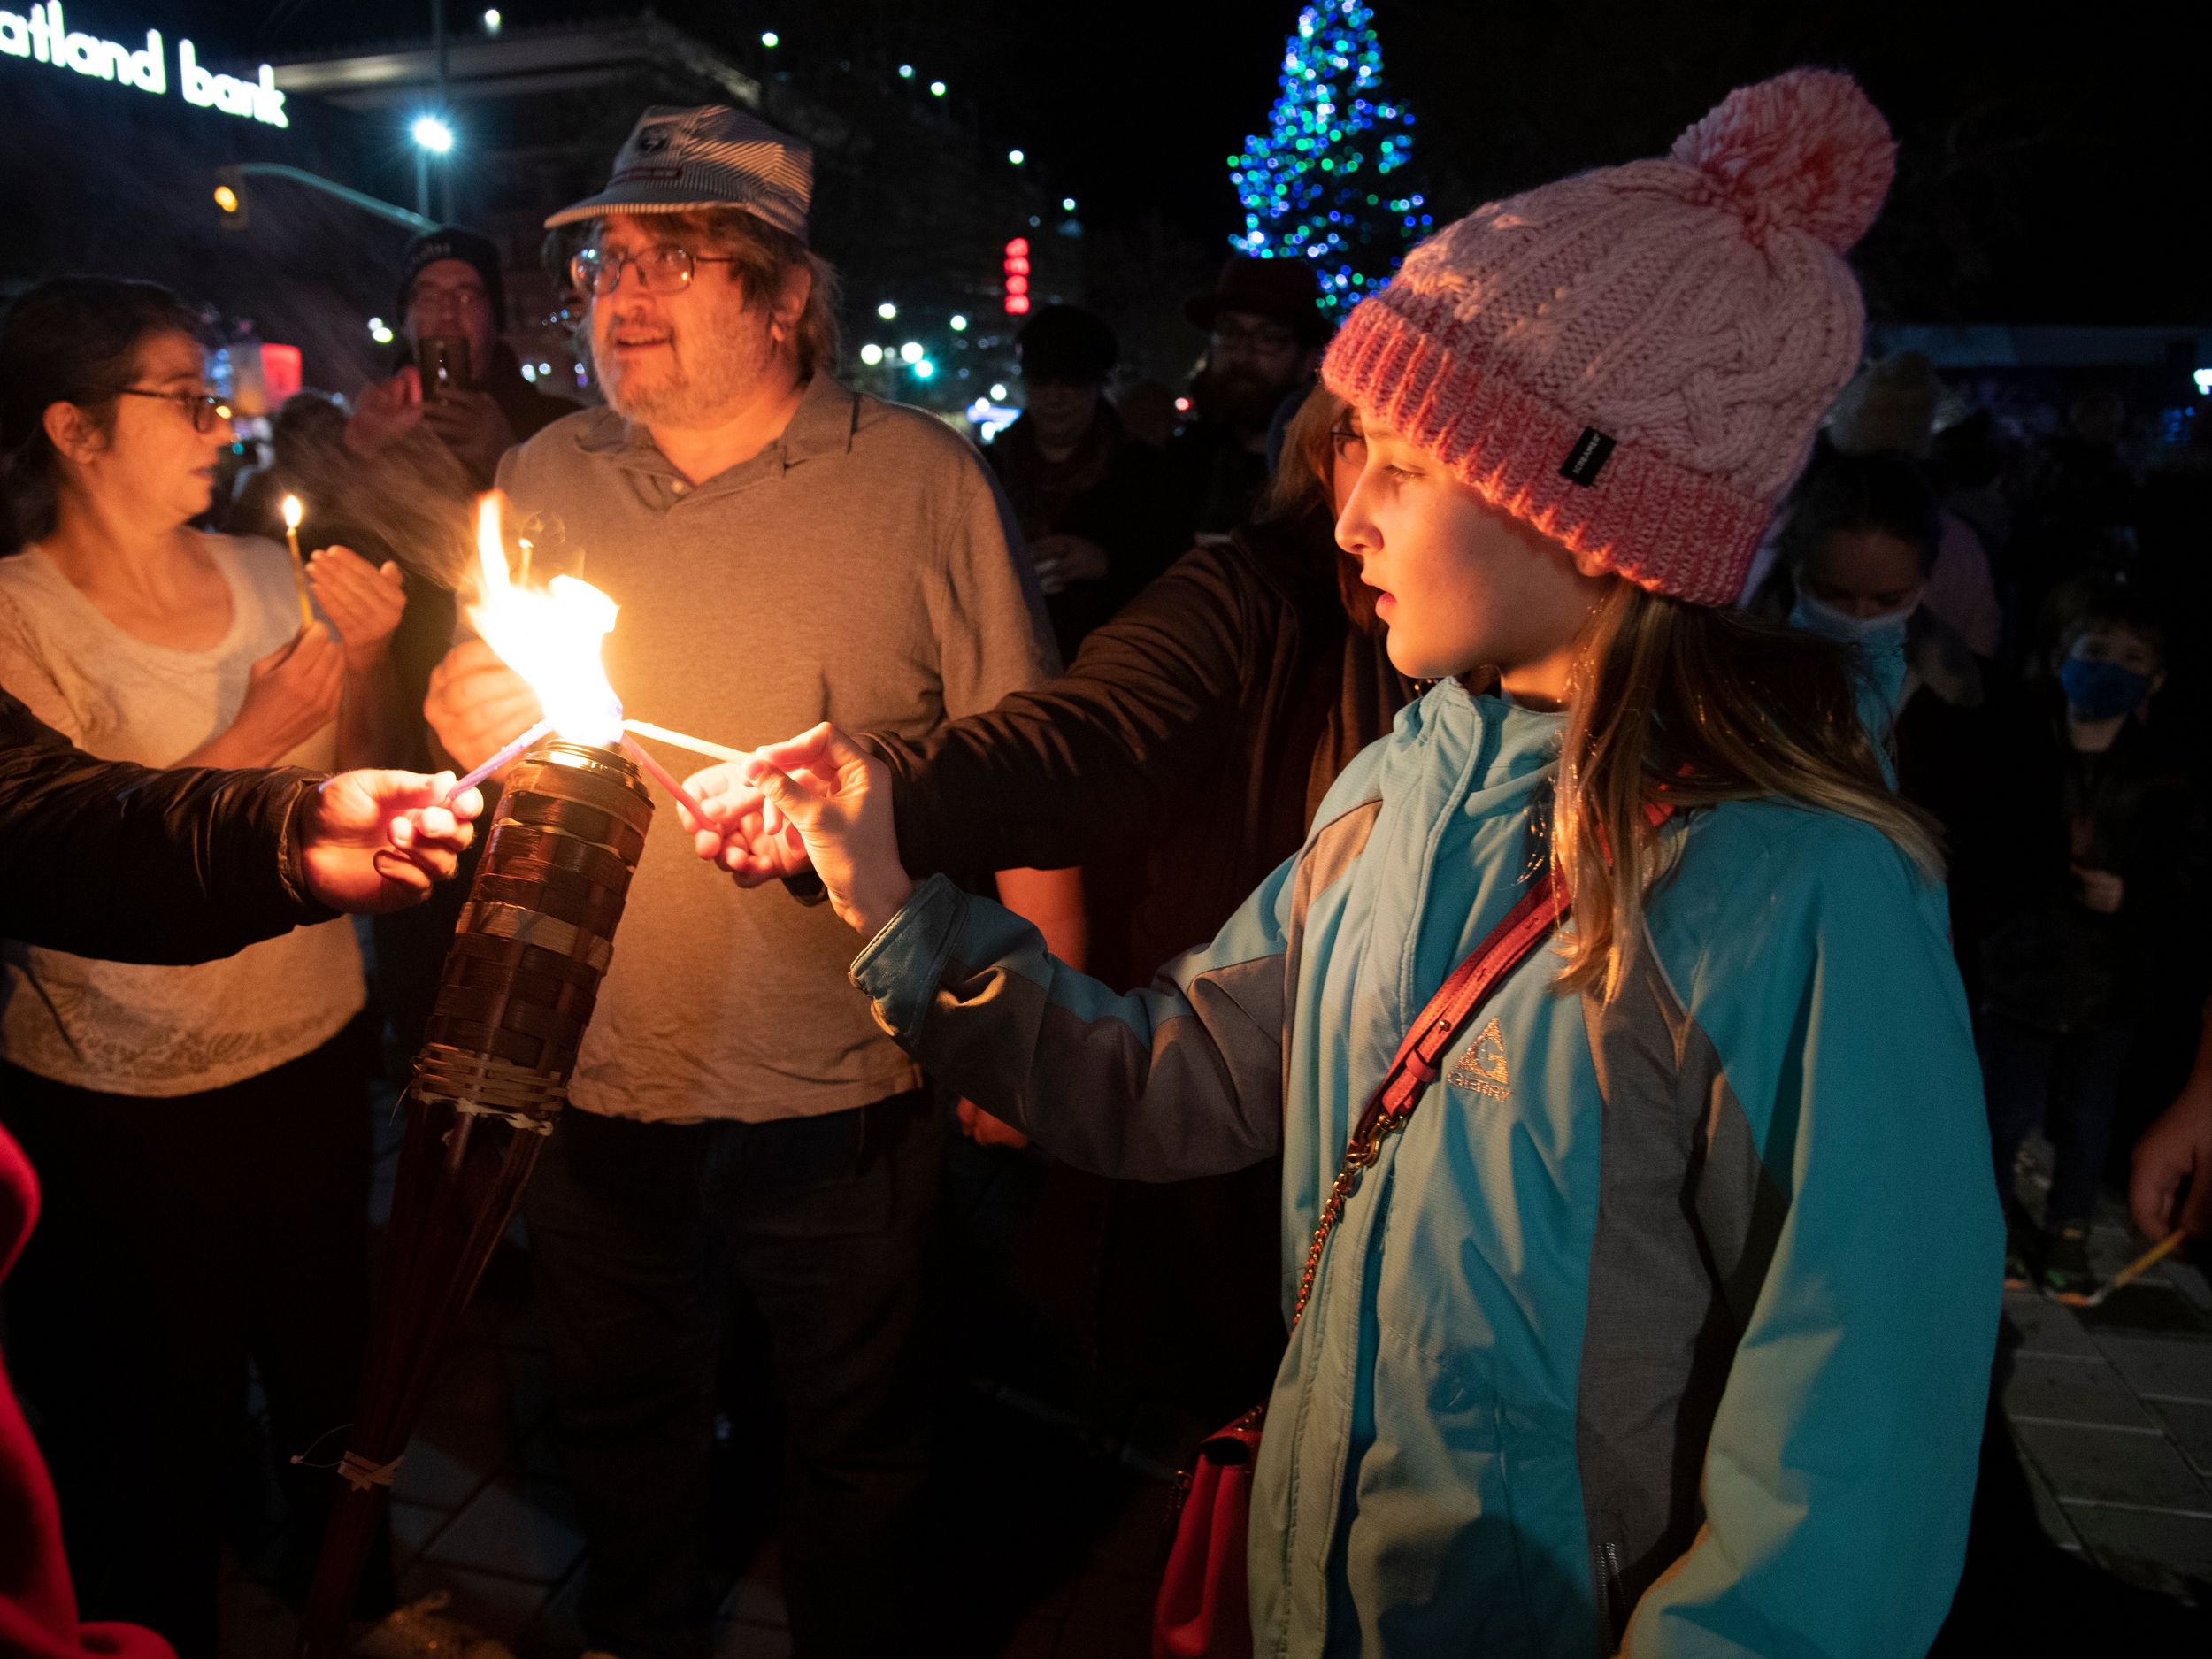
[1757,448,1997,986]
[1972,578,2208,1301]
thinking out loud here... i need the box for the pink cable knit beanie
[1323,68,1894,605]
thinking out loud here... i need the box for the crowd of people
[0,64,2206,1659]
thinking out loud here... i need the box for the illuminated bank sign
[0,3,288,127]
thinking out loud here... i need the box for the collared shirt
[494,375,1056,1122]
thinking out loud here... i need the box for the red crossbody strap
[1352,864,1570,1144]
[1289,864,1571,1325]
[1288,800,1674,1328]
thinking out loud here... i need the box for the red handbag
[1152,865,1571,1659]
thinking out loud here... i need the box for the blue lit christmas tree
[1230,1,1428,315]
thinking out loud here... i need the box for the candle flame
[281,495,303,531]
[466,493,624,747]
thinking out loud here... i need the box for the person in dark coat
[1971,578,2208,1299]
[1168,257,1331,546]
[0,685,477,1659]
[987,306,1184,660]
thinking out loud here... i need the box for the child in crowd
[696,71,1999,1657]
[1976,577,2208,1300]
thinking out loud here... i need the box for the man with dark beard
[1169,256,1330,542]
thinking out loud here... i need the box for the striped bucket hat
[545,104,813,244]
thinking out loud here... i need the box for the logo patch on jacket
[1448,1018,1510,1098]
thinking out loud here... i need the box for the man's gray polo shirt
[493,375,1056,1123]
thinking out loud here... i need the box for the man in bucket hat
[1171,255,1333,542]
[424,104,1078,1658]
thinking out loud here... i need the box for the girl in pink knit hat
[702,68,1999,1659]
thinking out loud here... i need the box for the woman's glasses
[568,244,740,297]
[118,388,228,434]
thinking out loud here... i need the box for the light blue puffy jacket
[856,680,1999,1657]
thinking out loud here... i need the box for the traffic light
[214,165,248,229]
[1002,236,1031,316]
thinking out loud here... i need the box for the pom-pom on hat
[1323,68,1895,605]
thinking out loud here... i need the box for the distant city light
[876,301,897,319]
[2197,368,2212,396]
[212,183,239,213]
[1062,197,1077,211]
[990,383,1008,400]
[929,81,947,96]
[368,318,395,344]
[760,31,780,48]
[482,8,501,35]
[949,314,968,332]
[860,343,884,365]
[900,342,924,363]
[898,64,914,79]
[1175,396,1192,411]
[1008,149,1025,165]
[411,115,454,154]
[912,358,936,380]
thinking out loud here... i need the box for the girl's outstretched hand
[728,723,915,936]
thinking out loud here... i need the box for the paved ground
[218,1122,2210,1656]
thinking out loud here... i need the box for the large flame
[466,493,624,746]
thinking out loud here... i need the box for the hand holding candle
[712,723,914,934]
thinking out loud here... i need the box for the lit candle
[620,718,749,765]
[280,495,314,629]
[621,734,712,829]
[443,718,556,803]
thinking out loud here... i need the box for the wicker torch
[297,736,653,1653]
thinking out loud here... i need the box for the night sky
[173,0,2196,325]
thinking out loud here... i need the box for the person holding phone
[344,225,576,489]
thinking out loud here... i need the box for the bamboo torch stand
[297,738,653,1654]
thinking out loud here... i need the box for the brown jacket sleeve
[868,541,1277,879]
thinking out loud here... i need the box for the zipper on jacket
[1592,1540,1626,1655]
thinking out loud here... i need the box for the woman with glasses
[0,276,409,1654]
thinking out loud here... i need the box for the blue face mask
[2059,657,2153,721]
[1790,589,1912,655]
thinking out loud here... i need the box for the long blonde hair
[1553,581,1942,998]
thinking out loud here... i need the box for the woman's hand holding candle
[717,723,914,935]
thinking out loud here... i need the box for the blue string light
[1229,1,1426,315]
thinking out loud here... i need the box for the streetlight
[899,342,923,363]
[482,8,501,35]
[1063,197,1077,211]
[761,30,779,48]
[876,301,897,320]
[949,315,968,333]
[411,114,454,219]
[860,344,884,365]
[1008,150,1025,165]
[929,81,947,97]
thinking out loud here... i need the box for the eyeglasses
[118,388,228,433]
[1210,321,1299,355]
[569,244,739,297]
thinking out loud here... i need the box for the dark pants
[525,1092,939,1659]
[1979,1013,2137,1227]
[0,1033,378,1659]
